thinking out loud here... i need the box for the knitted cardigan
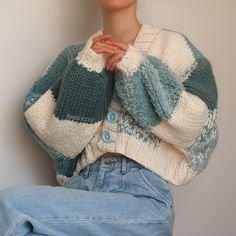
[22,23,219,186]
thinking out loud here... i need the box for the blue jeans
[0,155,175,235]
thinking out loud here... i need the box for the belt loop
[121,157,127,175]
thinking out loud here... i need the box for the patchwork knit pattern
[22,23,219,186]
[23,41,115,182]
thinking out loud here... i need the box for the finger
[104,40,128,51]
[93,42,118,51]
[109,58,122,71]
[93,46,117,54]
[94,42,119,52]
[107,56,121,71]
[106,52,124,70]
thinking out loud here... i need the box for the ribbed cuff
[75,36,107,73]
[116,44,145,77]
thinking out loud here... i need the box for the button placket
[101,108,118,144]
[98,101,122,151]
[106,111,117,124]
[102,130,112,143]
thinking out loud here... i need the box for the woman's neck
[101,6,142,45]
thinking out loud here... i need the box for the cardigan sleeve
[114,34,219,173]
[22,45,79,178]
[23,42,114,163]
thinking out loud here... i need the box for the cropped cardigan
[22,23,219,186]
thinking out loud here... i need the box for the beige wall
[0,0,235,235]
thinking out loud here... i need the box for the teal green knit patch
[180,33,218,111]
[115,71,158,129]
[23,41,115,124]
[50,75,63,100]
[158,28,218,111]
[142,55,184,119]
[23,43,84,113]
[53,59,115,123]
[118,110,161,148]
[47,44,83,78]
[115,54,184,129]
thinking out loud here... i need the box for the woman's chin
[97,0,135,10]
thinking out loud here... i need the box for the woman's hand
[104,40,129,71]
[91,34,118,56]
[91,33,129,71]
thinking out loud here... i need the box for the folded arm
[114,32,219,173]
[23,42,114,179]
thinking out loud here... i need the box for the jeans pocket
[138,168,173,209]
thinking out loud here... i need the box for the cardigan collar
[87,23,162,53]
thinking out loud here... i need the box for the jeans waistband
[78,155,144,177]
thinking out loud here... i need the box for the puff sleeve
[114,33,219,173]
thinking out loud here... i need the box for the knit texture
[22,23,219,186]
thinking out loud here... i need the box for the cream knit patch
[56,173,69,186]
[116,44,145,77]
[149,29,196,81]
[24,90,102,158]
[115,132,198,185]
[75,29,107,73]
[77,131,198,185]
[150,90,209,148]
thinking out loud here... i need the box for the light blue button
[106,111,117,123]
[102,130,112,143]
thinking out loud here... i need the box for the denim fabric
[0,155,175,236]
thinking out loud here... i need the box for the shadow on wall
[0,0,103,189]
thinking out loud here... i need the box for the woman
[0,0,219,235]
